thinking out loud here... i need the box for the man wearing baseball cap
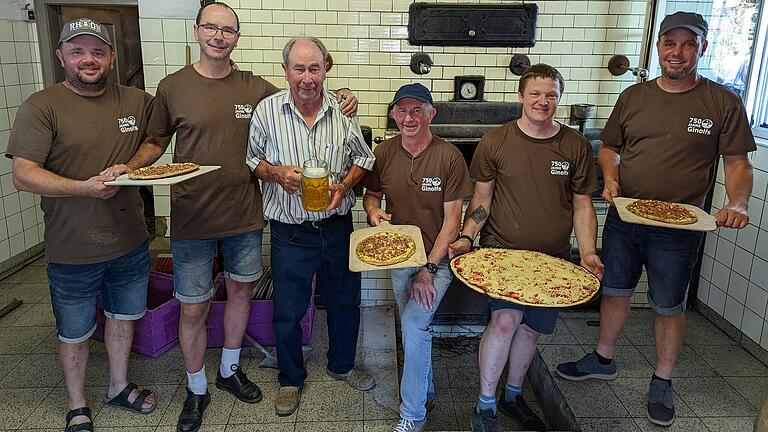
[6,18,156,431]
[364,83,471,432]
[557,11,755,427]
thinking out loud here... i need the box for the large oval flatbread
[356,232,416,266]
[129,163,200,180]
[450,248,600,307]
[626,199,697,225]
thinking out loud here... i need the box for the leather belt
[301,212,346,229]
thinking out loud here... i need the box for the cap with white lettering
[59,18,112,47]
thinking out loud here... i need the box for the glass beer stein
[301,159,330,211]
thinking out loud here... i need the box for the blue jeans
[171,229,264,304]
[270,213,361,387]
[391,259,452,421]
[47,241,150,343]
[600,207,704,316]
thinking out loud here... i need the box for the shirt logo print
[550,160,570,176]
[234,104,253,119]
[421,177,442,192]
[117,115,138,133]
[687,117,713,136]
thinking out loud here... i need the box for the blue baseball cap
[390,83,433,109]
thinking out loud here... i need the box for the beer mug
[301,158,330,211]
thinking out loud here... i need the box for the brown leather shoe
[275,386,301,416]
[326,367,376,391]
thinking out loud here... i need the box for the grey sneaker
[647,378,675,427]
[392,418,425,432]
[470,406,498,432]
[326,367,376,391]
[556,352,618,381]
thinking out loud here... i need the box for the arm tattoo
[469,206,488,224]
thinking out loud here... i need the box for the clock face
[460,82,478,100]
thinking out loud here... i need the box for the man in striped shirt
[247,37,376,416]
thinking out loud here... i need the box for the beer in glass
[301,159,330,211]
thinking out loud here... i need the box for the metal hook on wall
[607,55,649,79]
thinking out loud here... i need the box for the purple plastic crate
[206,273,316,347]
[93,271,180,357]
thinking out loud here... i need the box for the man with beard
[103,3,357,431]
[6,18,156,431]
[556,12,755,427]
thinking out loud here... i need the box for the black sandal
[65,407,93,432]
[104,382,156,414]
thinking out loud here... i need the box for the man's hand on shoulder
[411,268,437,310]
[715,203,749,229]
[336,89,358,117]
[580,253,605,280]
[602,178,620,205]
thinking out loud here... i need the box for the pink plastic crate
[93,271,180,357]
[206,273,316,347]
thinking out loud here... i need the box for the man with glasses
[247,36,376,417]
[363,83,471,432]
[104,3,357,432]
[556,12,755,427]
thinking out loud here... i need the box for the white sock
[220,348,241,378]
[186,366,207,395]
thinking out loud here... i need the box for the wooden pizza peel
[349,221,428,272]
[613,197,717,232]
[104,165,221,186]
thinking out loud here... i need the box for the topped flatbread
[355,232,416,266]
[129,163,200,180]
[626,199,698,225]
[450,248,600,307]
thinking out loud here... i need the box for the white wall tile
[736,224,759,253]
[708,286,727,315]
[710,260,730,291]
[741,308,763,344]
[697,277,710,302]
[756,229,768,262]
[733,246,753,278]
[724,295,745,327]
[727,272,749,304]
[753,168,768,200]
[719,225,738,243]
[8,232,23,256]
[753,256,768,291]
[750,196,764,227]
[746,283,768,316]
[715,238,735,266]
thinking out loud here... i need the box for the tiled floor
[0,258,403,432]
[0,259,765,431]
[540,309,764,432]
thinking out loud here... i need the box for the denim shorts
[171,229,264,304]
[487,249,571,335]
[600,207,704,316]
[47,241,150,344]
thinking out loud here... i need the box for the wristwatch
[424,262,438,274]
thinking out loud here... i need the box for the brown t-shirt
[5,83,151,264]
[471,121,598,257]
[601,78,756,207]
[366,136,471,254]
[149,65,279,239]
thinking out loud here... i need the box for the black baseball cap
[59,18,113,47]
[390,83,433,109]
[658,12,708,38]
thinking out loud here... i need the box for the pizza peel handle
[613,197,717,232]
[348,222,428,272]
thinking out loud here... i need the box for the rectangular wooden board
[104,165,221,186]
[613,197,717,232]
[349,222,428,272]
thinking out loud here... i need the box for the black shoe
[176,389,210,432]
[215,365,263,404]
[470,406,498,432]
[498,393,546,431]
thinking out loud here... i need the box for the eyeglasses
[199,23,239,39]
